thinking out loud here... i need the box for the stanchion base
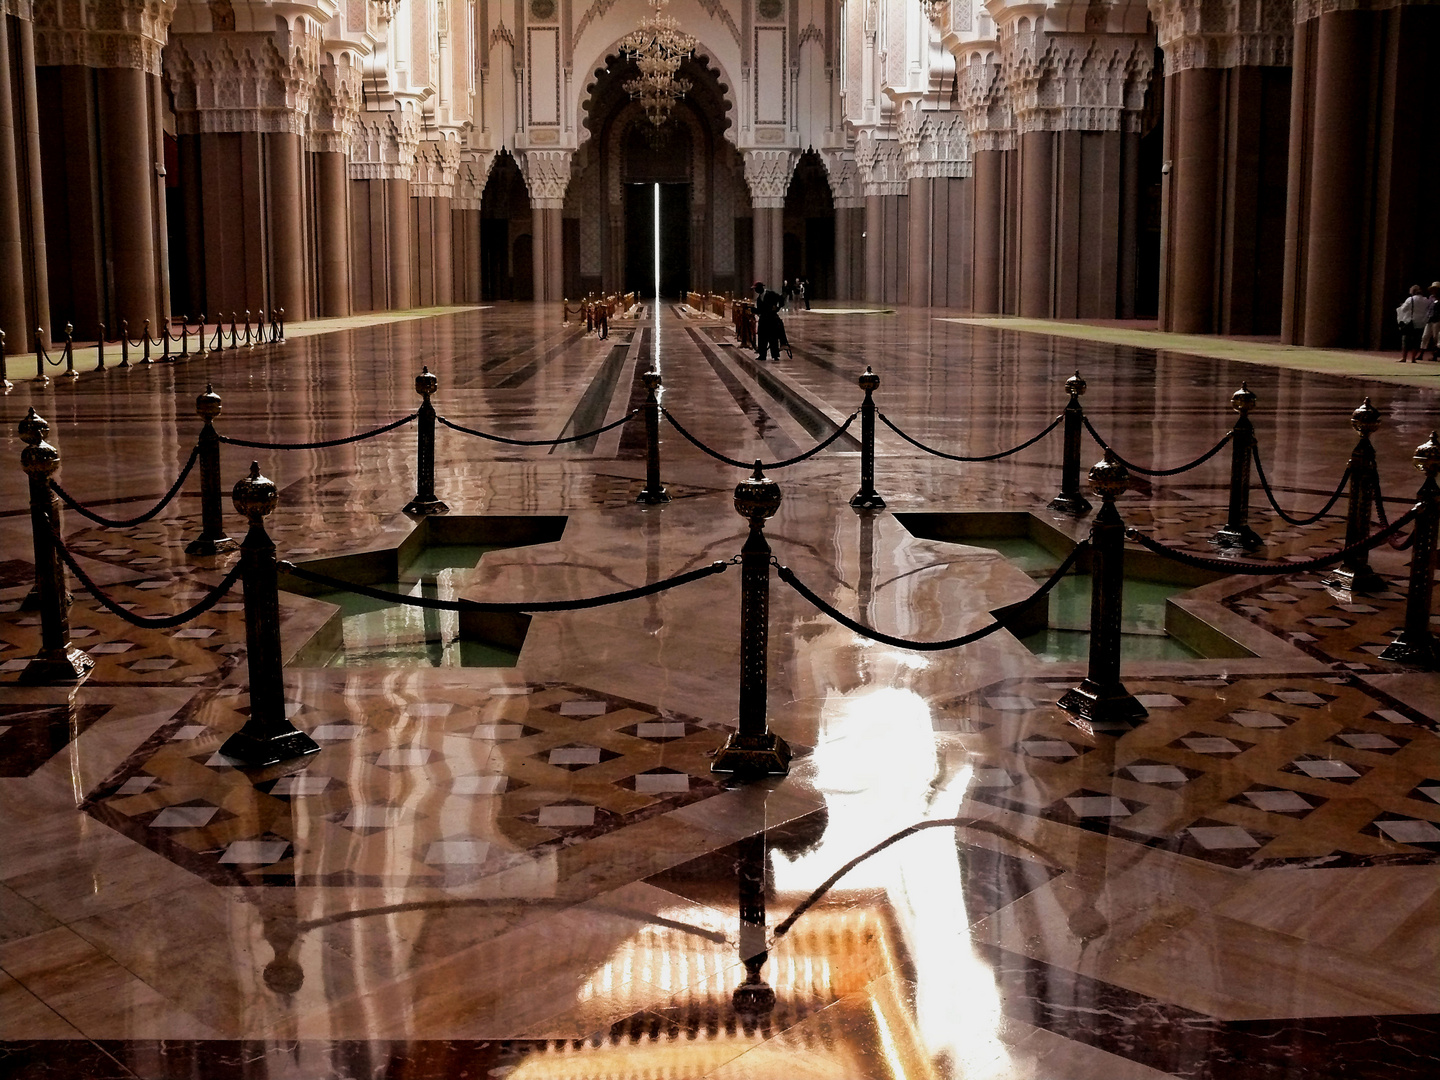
[1378,633,1437,669]
[1321,565,1387,595]
[20,646,93,684]
[637,487,671,505]
[1048,492,1093,515]
[1209,526,1264,551]
[711,731,792,777]
[1057,678,1148,734]
[849,492,886,510]
[185,534,238,556]
[403,497,450,516]
[220,726,322,768]
[732,979,776,1015]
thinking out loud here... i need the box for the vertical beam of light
[653,183,661,301]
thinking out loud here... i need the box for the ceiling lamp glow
[619,0,696,128]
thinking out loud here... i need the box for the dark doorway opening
[784,151,836,301]
[623,182,692,298]
[480,152,532,301]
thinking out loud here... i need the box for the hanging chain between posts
[280,559,730,612]
[776,539,1091,652]
[1125,507,1420,575]
[435,409,638,446]
[218,412,418,451]
[661,409,859,469]
[877,412,1063,463]
[49,525,244,629]
[1366,473,1415,549]
[50,445,200,529]
[1082,415,1233,477]
[1251,445,1352,527]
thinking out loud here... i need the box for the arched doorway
[572,52,746,298]
[480,152,532,301]
[784,151,835,302]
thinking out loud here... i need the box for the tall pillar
[907,177,932,308]
[864,194,882,303]
[743,149,796,293]
[314,151,351,316]
[973,149,1004,313]
[434,195,453,306]
[1017,130,1054,318]
[530,204,563,302]
[1153,0,1293,335]
[0,14,31,348]
[98,67,159,329]
[267,132,305,320]
[386,177,413,310]
[1299,13,1368,348]
[1,12,50,349]
[465,208,481,302]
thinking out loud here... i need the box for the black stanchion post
[1050,371,1093,514]
[275,307,285,343]
[33,329,48,386]
[180,316,188,357]
[96,324,107,370]
[1211,382,1263,550]
[0,329,10,392]
[1379,432,1439,669]
[637,369,670,505]
[403,366,449,515]
[17,409,93,683]
[220,462,320,766]
[1323,397,1385,594]
[141,319,152,363]
[713,463,792,777]
[850,366,886,510]
[120,320,130,367]
[1058,449,1147,733]
[186,384,238,555]
[62,324,78,379]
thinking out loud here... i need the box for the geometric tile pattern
[953,674,1440,869]
[1222,570,1434,670]
[81,682,733,887]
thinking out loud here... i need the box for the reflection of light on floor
[771,686,1012,1075]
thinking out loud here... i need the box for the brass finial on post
[637,370,670,505]
[1379,432,1440,669]
[1211,382,1263,550]
[850,367,886,510]
[218,462,321,767]
[1323,397,1385,593]
[186,384,238,555]
[17,408,93,683]
[403,366,449,515]
[1050,370,1093,515]
[713,462,792,777]
[1057,449,1148,733]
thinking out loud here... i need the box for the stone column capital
[958,52,1017,152]
[33,0,178,74]
[819,150,864,208]
[1294,0,1435,22]
[1149,0,1295,73]
[309,51,361,154]
[853,132,907,197]
[349,104,422,179]
[742,149,799,209]
[520,149,574,208]
[898,106,972,179]
[997,25,1155,133]
[165,25,322,135]
[412,135,462,197]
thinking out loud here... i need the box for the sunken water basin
[282,516,567,668]
[896,511,1254,662]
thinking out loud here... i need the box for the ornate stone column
[959,50,1015,314]
[821,150,863,302]
[349,106,421,312]
[309,51,360,318]
[0,0,50,349]
[1282,0,1438,349]
[854,133,907,304]
[35,0,174,336]
[166,9,321,320]
[520,150,572,303]
[413,137,461,306]
[1151,0,1293,335]
[995,5,1153,319]
[743,150,796,292]
[899,109,971,309]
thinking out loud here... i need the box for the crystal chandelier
[619,0,696,128]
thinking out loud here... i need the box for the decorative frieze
[349,106,422,179]
[1150,0,1294,73]
[957,51,1015,152]
[33,0,178,74]
[309,51,361,154]
[819,150,864,209]
[998,25,1154,133]
[898,108,971,179]
[411,136,463,197]
[853,131,906,196]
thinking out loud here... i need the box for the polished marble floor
[1,303,1438,1078]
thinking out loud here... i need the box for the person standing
[755,282,784,361]
[1397,284,1429,362]
[1421,282,1440,362]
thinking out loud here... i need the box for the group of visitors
[781,278,811,312]
[1397,282,1440,362]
